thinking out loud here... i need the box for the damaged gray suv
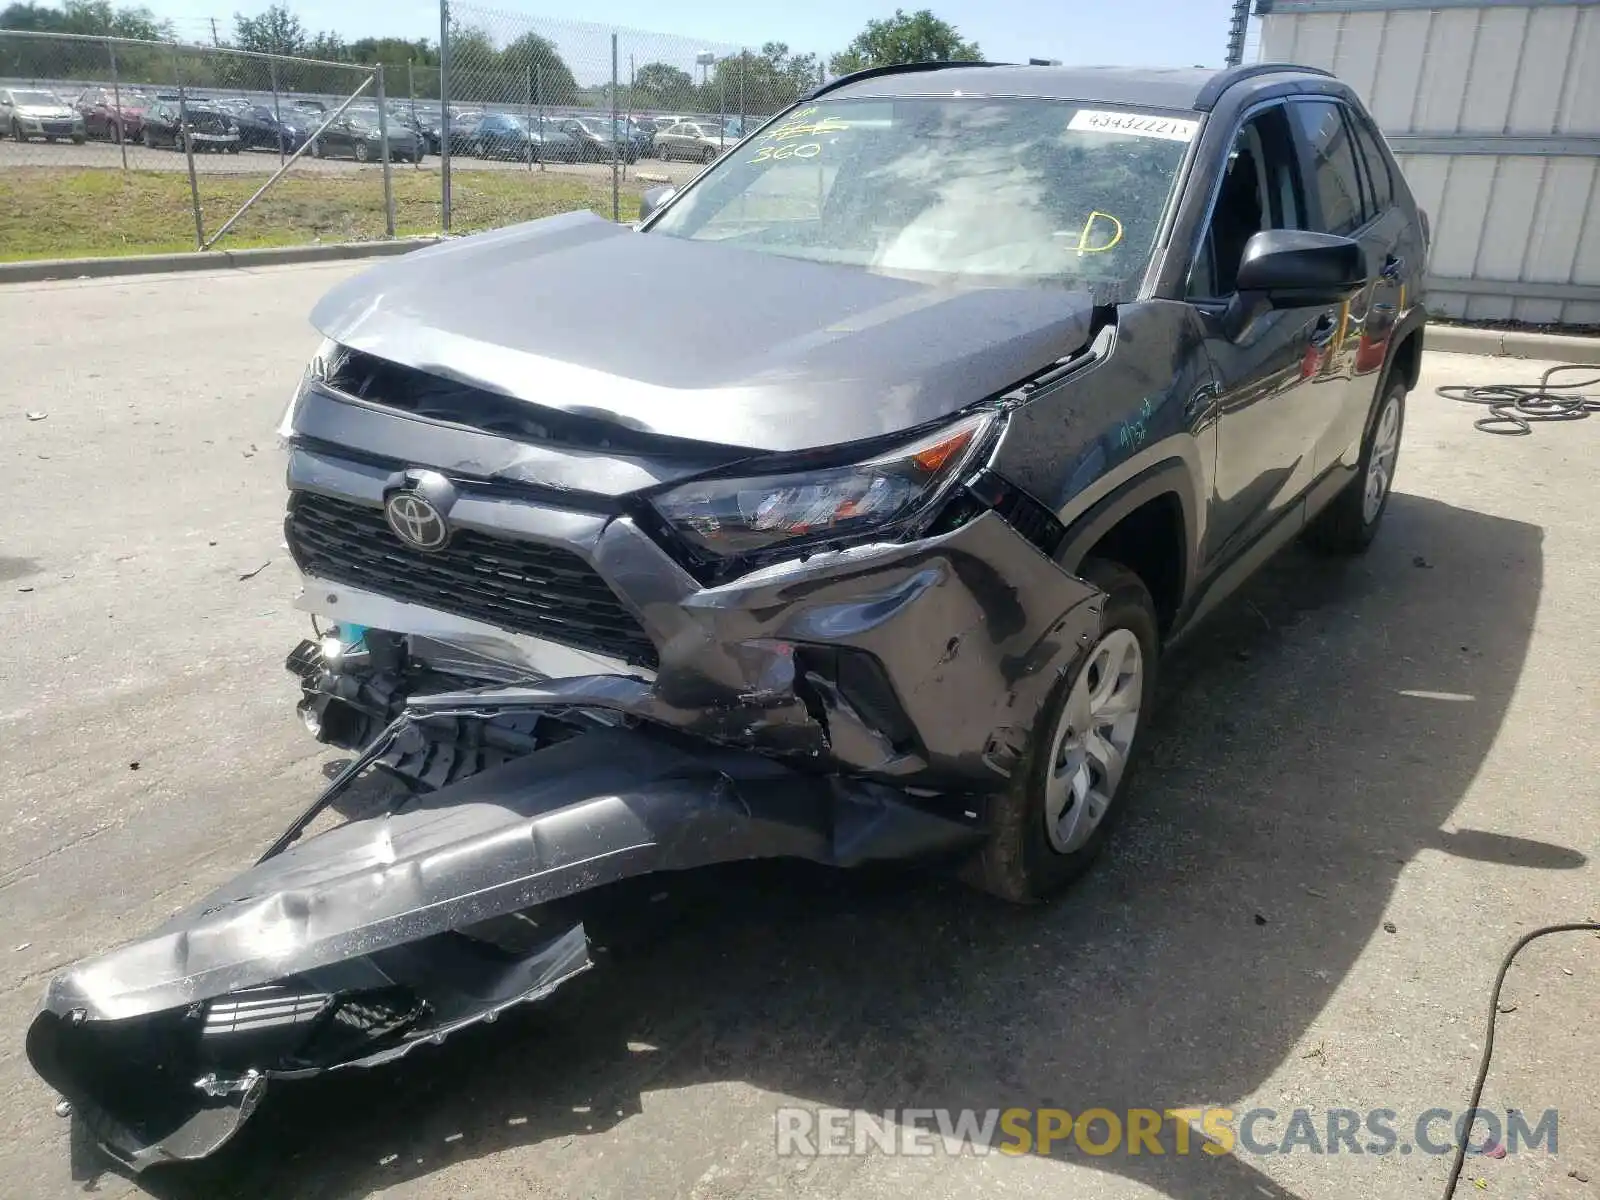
[29,60,1428,1168]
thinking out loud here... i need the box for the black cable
[1442,922,1600,1198]
[1436,363,1600,435]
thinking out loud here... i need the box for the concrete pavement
[0,264,1595,1200]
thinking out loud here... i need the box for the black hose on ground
[1436,363,1600,434]
[1441,922,1600,1197]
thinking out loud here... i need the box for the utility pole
[1225,0,1251,67]
[209,16,220,46]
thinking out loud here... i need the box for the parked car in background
[310,110,424,162]
[406,103,445,153]
[224,102,310,153]
[139,96,239,152]
[445,110,485,155]
[653,120,726,162]
[470,113,578,162]
[73,86,147,142]
[558,116,637,162]
[293,98,327,117]
[2,87,84,143]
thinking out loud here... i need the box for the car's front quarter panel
[987,300,1215,585]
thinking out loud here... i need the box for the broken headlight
[651,411,995,559]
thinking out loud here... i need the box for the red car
[74,86,148,143]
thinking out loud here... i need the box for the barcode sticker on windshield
[1068,110,1200,142]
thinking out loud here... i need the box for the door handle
[1381,254,1404,281]
[1185,382,1220,421]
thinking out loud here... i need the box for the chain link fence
[0,13,827,262]
[0,30,400,258]
[438,4,825,228]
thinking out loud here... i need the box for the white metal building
[1256,0,1600,324]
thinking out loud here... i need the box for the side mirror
[1236,229,1367,308]
[638,185,677,222]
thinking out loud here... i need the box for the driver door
[1188,102,1341,574]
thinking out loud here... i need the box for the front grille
[287,492,659,668]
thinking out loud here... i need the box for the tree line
[1,1,982,113]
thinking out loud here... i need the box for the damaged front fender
[27,722,985,1170]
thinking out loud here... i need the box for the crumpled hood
[310,211,1097,452]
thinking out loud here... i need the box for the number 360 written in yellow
[749,142,822,163]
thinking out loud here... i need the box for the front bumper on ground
[27,711,987,1169]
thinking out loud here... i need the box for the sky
[152,0,1263,77]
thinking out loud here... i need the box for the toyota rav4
[29,60,1428,1168]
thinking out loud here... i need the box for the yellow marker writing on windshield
[1076,211,1124,256]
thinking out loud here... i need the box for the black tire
[71,133,85,144]
[108,122,121,143]
[143,127,154,149]
[657,142,670,161]
[354,140,371,163]
[964,559,1161,903]
[311,138,324,158]
[1304,375,1406,555]
[701,145,716,163]
[11,119,24,143]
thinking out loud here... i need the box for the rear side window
[1349,111,1394,216]
[1291,100,1366,236]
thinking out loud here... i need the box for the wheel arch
[1054,457,1198,637]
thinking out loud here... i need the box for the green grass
[0,167,643,262]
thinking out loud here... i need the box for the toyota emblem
[384,491,450,552]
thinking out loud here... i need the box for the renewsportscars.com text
[775,1106,1558,1158]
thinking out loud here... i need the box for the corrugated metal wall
[1258,0,1600,325]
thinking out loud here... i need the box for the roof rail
[806,59,1010,103]
[1194,61,1335,110]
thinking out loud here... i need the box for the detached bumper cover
[27,720,986,1170]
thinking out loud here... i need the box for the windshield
[649,97,1195,296]
[11,90,63,106]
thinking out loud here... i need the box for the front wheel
[965,559,1160,903]
[11,119,24,143]
[701,145,716,163]
[656,143,670,161]
[354,140,371,163]
[311,139,324,158]
[1304,376,1405,555]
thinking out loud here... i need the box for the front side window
[1188,105,1306,299]
[649,96,1196,297]
[1291,100,1365,237]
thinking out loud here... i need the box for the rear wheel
[701,144,716,163]
[108,122,121,143]
[143,127,154,148]
[657,142,670,161]
[965,560,1160,903]
[11,120,24,143]
[311,138,324,158]
[1305,376,1406,555]
[71,133,85,144]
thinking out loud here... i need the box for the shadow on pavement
[111,493,1564,1200]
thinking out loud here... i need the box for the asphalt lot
[0,136,708,185]
[1,263,1596,1200]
